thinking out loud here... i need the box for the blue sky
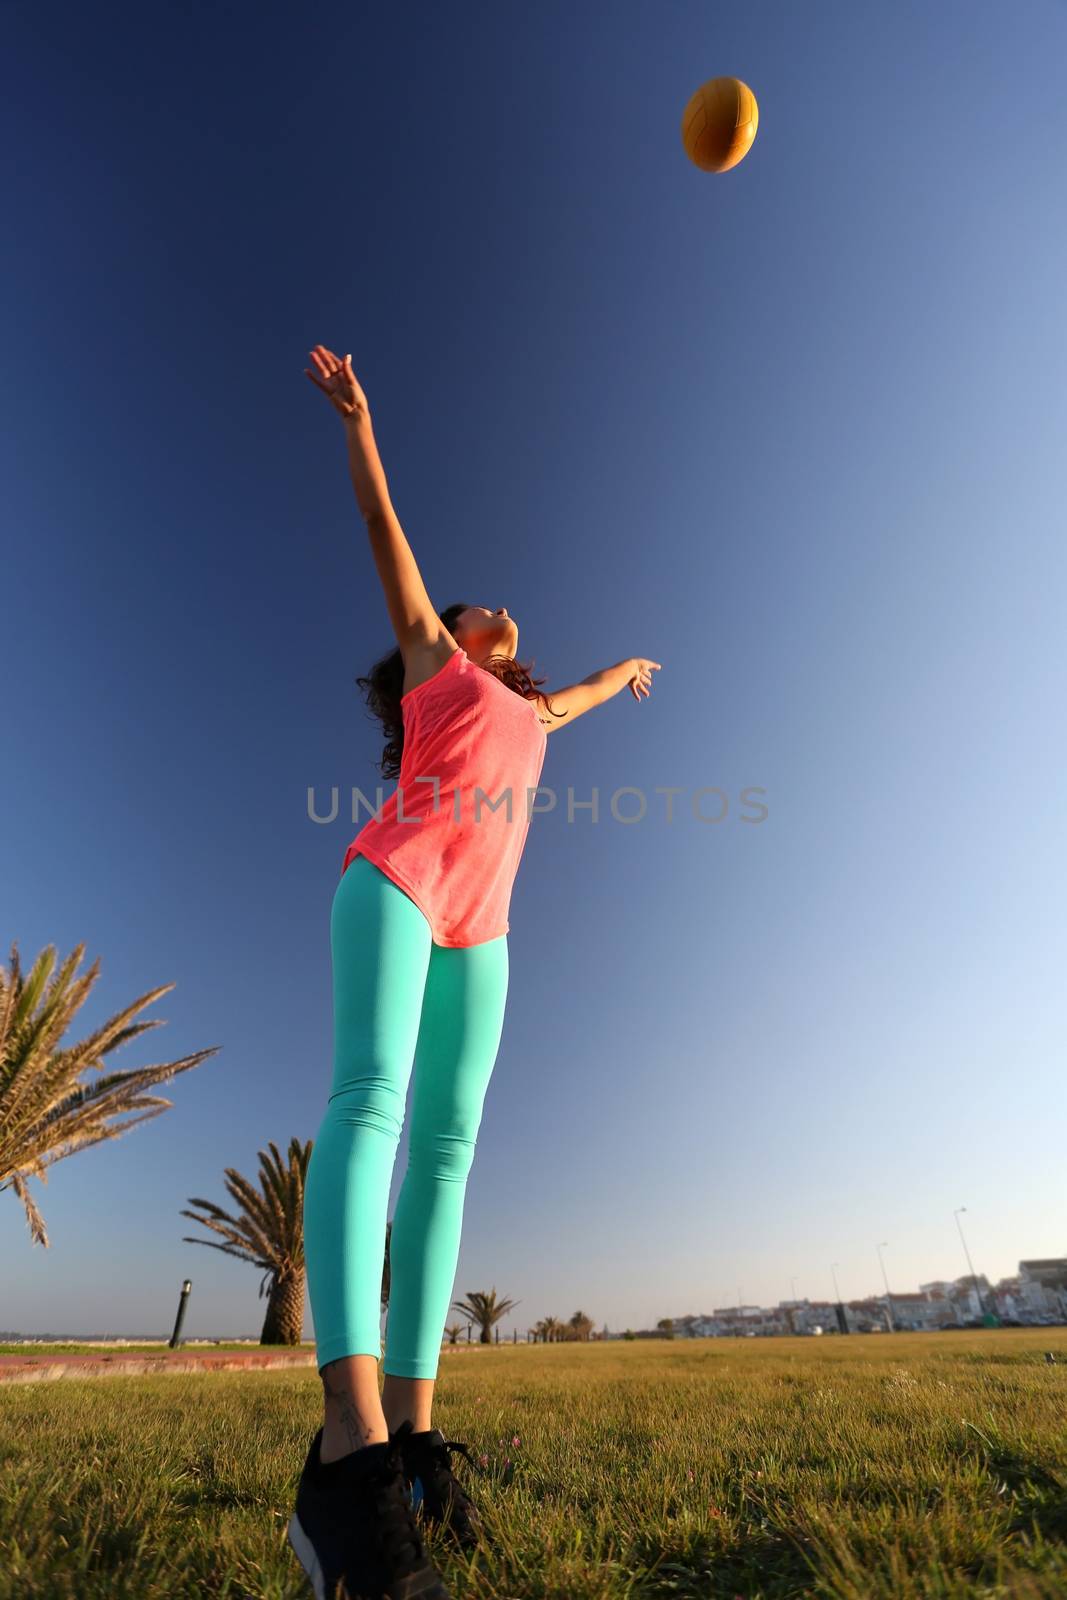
[4,0,1064,1339]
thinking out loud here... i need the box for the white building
[1019,1259,1067,1321]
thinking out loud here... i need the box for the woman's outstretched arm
[306,345,442,655]
[539,657,661,731]
[344,411,443,653]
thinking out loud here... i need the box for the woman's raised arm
[305,345,442,654]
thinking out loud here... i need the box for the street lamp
[954,1207,988,1321]
[169,1279,192,1349]
[876,1241,895,1331]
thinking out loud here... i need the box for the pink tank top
[341,647,548,946]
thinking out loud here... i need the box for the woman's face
[453,605,518,661]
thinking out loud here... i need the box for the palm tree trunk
[260,1266,305,1345]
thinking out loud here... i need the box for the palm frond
[8,1169,49,1248]
[0,940,218,1247]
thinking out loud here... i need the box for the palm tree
[542,1315,566,1343]
[443,1323,466,1346]
[568,1310,595,1341]
[0,941,218,1248]
[452,1287,519,1345]
[181,1138,310,1345]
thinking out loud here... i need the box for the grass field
[2,1329,1064,1599]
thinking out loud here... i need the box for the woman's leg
[381,931,510,1427]
[302,854,432,1462]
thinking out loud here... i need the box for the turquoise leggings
[303,854,510,1379]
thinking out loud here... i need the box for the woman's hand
[627,657,661,701]
[304,344,371,423]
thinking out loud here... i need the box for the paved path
[0,1343,491,1386]
[0,1349,319,1385]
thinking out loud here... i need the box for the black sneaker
[287,1425,452,1600]
[390,1421,485,1552]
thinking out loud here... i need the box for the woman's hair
[355,601,564,779]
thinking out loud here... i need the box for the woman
[288,344,660,1600]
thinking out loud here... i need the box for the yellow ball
[681,76,759,173]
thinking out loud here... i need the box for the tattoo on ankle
[321,1361,371,1452]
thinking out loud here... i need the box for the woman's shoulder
[401,643,465,703]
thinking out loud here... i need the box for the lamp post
[169,1279,192,1349]
[876,1241,895,1331]
[954,1207,988,1321]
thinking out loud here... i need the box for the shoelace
[431,1438,477,1476]
[420,1437,481,1527]
[441,1440,476,1472]
[367,1438,429,1570]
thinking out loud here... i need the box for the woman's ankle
[319,1355,390,1464]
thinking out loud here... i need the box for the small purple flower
[511,1433,521,1446]
[478,1453,489,1468]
